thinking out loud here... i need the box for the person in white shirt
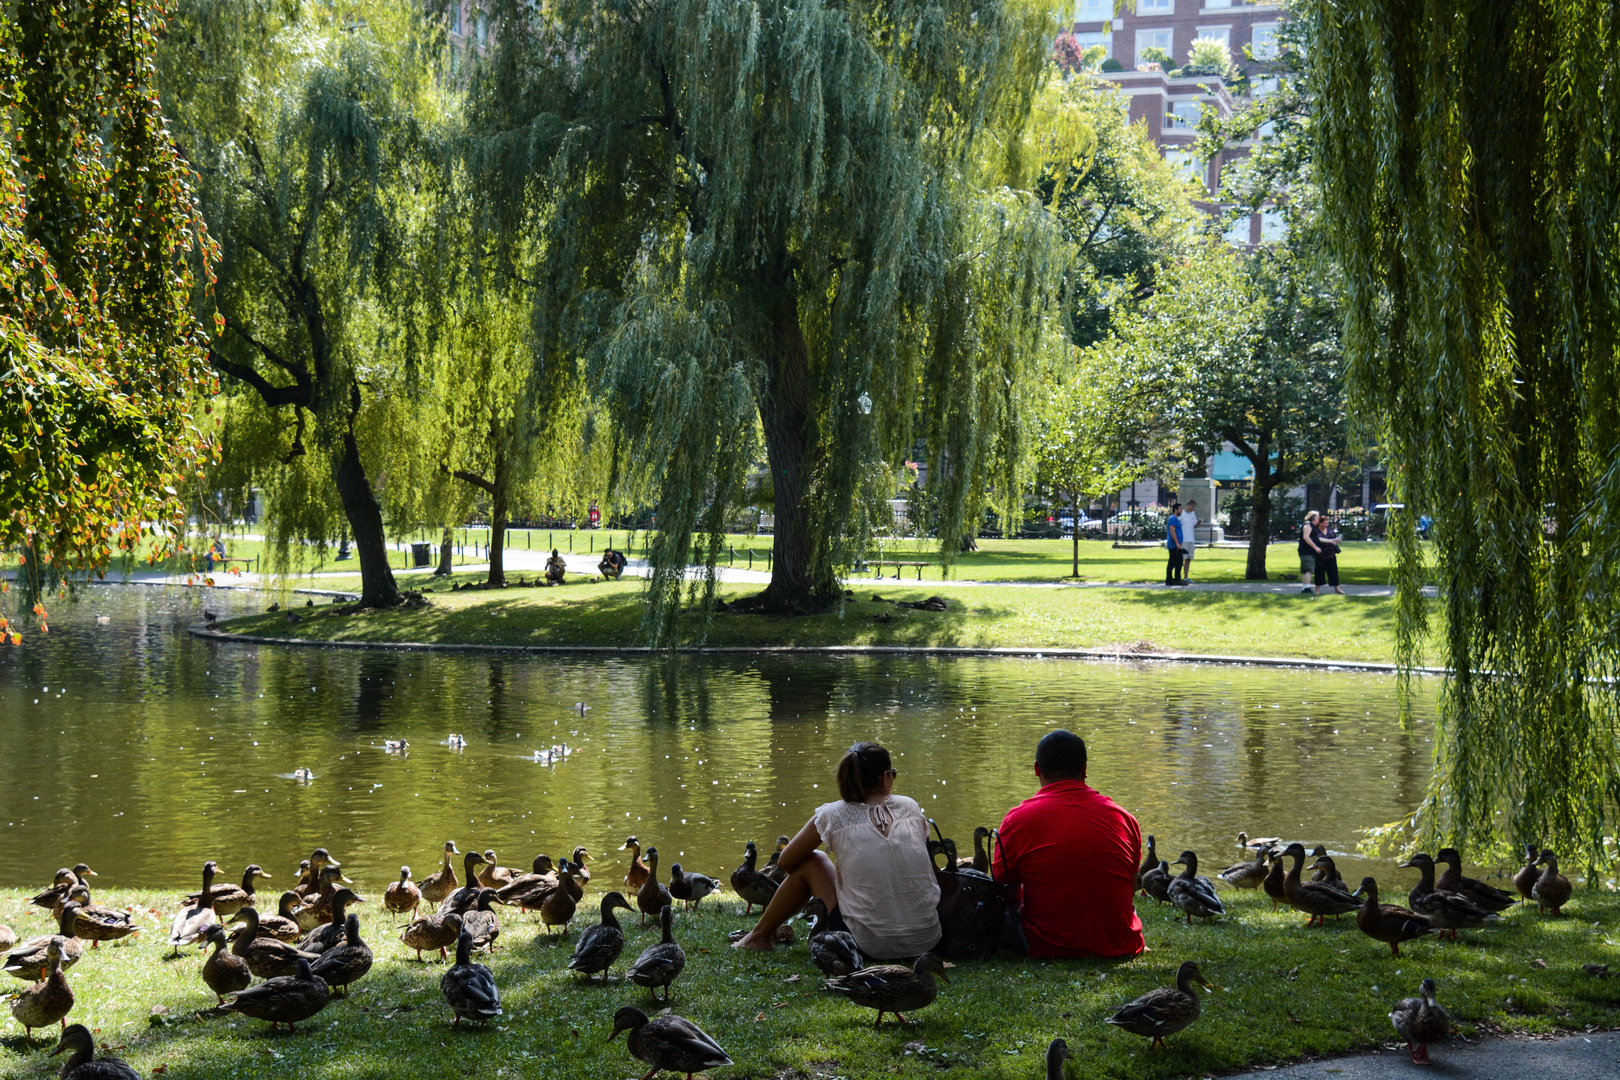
[1178,501,1200,581]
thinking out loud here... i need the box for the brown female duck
[1262,852,1289,910]
[1308,845,1345,886]
[636,847,675,927]
[477,850,518,889]
[49,1023,139,1079]
[622,836,650,891]
[1167,852,1226,924]
[1352,877,1433,957]
[1389,977,1451,1064]
[299,887,364,955]
[438,850,490,914]
[1218,844,1271,889]
[384,866,422,917]
[32,865,95,913]
[200,923,251,1005]
[401,909,464,961]
[1280,844,1358,926]
[4,906,85,979]
[826,953,951,1027]
[1434,848,1514,912]
[220,957,330,1032]
[186,864,270,919]
[227,906,323,979]
[540,859,580,934]
[1139,860,1172,904]
[496,854,556,907]
[9,939,74,1038]
[309,913,373,996]
[730,840,779,915]
[440,930,501,1026]
[253,891,306,942]
[566,892,633,980]
[60,887,137,947]
[1532,850,1573,915]
[417,841,461,906]
[1138,835,1160,885]
[610,1005,731,1077]
[1105,960,1212,1048]
[764,834,793,883]
[458,888,505,952]
[1400,853,1499,938]
[626,904,686,1001]
[1512,843,1541,903]
[294,849,342,899]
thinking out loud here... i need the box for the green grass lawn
[2,885,1616,1080]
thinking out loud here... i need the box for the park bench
[866,560,933,580]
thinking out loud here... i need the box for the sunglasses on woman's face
[885,768,898,778]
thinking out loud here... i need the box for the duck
[296,865,349,931]
[1532,849,1573,915]
[167,860,219,955]
[496,854,556,908]
[1434,848,1515,912]
[1512,843,1541,904]
[610,1005,732,1077]
[254,891,306,942]
[1044,1038,1074,1080]
[292,859,313,893]
[1217,844,1271,890]
[1389,977,1451,1064]
[955,826,993,875]
[384,866,422,917]
[764,834,793,884]
[226,906,323,979]
[1167,852,1225,924]
[438,850,490,913]
[4,906,86,979]
[532,744,570,764]
[626,904,686,1001]
[187,863,269,919]
[477,849,518,889]
[668,863,721,911]
[1238,831,1282,851]
[569,846,593,884]
[1140,860,1172,905]
[567,892,634,980]
[200,923,252,1005]
[636,847,675,927]
[826,952,951,1028]
[220,957,330,1033]
[1280,844,1359,926]
[384,738,409,752]
[731,840,779,915]
[31,865,96,913]
[298,887,364,955]
[807,912,863,977]
[0,925,13,952]
[1308,845,1345,886]
[1401,853,1500,937]
[295,848,344,900]
[61,887,138,947]
[418,841,462,906]
[292,767,315,781]
[310,913,373,996]
[1106,960,1212,1049]
[48,1023,140,1079]
[540,859,580,934]
[401,908,464,962]
[458,888,505,952]
[622,836,650,891]
[440,930,501,1026]
[1262,852,1289,911]
[1138,835,1159,886]
[446,733,466,747]
[1352,877,1433,957]
[9,938,74,1038]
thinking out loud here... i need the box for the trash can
[410,543,431,568]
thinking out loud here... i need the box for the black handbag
[929,822,1010,960]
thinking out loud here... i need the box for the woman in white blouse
[731,741,941,960]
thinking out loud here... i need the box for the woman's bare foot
[730,929,775,951]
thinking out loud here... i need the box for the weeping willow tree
[1307,1,1620,866]
[461,0,1075,631]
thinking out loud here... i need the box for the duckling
[826,952,951,1028]
[298,887,364,955]
[254,891,306,942]
[187,863,269,919]
[401,909,464,962]
[1137,835,1159,886]
[540,859,580,935]
[440,930,501,1027]
[384,866,421,917]
[622,836,650,891]
[49,1023,139,1079]
[220,957,330,1033]
[61,887,138,947]
[438,849,490,914]
[477,849,518,889]
[4,906,85,979]
[9,938,74,1038]
[418,841,462,906]
[764,834,792,884]
[167,860,219,955]
[668,863,721,911]
[626,904,686,1001]
[1167,852,1226,924]
[1218,844,1271,890]
[1434,848,1515,912]
[1532,849,1573,915]
[807,913,863,977]
[1401,853,1500,938]
[31,865,96,913]
[567,892,634,980]
[1512,843,1541,904]
[200,923,251,1005]
[1140,860,1173,905]
[636,847,675,927]
[1044,1038,1074,1080]
[227,906,323,979]
[1105,960,1212,1049]
[610,1005,732,1078]
[310,913,373,996]
[1262,852,1288,911]
[731,840,780,915]
[1280,844,1358,927]
[1352,877,1433,957]
[458,888,505,952]
[1389,977,1451,1064]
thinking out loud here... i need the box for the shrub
[1183,36,1235,78]
[1101,57,1125,73]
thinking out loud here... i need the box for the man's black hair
[1036,729,1087,780]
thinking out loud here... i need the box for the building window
[1260,208,1287,242]
[477,13,487,46]
[1252,76,1280,97]
[1204,0,1232,8]
[1224,214,1254,246]
[1135,27,1173,66]
[1139,0,1173,12]
[1074,0,1111,20]
[1073,30,1110,58]
[1165,101,1203,129]
[450,2,462,35]
[1252,23,1279,60]
[1196,26,1230,47]
[1163,148,1206,188]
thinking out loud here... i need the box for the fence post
[748,550,753,570]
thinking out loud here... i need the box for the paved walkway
[1257,1031,1619,1080]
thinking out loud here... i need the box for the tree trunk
[436,526,453,576]
[488,443,508,587]
[1246,482,1273,580]
[332,424,401,607]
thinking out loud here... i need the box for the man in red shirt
[992,730,1145,958]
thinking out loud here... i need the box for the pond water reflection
[0,586,1435,891]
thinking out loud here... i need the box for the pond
[0,585,1435,892]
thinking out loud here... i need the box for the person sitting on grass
[731,741,941,961]
[598,547,627,579]
[545,549,567,585]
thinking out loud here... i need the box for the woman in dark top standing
[1298,511,1322,595]
[1313,516,1344,594]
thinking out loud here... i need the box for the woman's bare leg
[731,851,838,951]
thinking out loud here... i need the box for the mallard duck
[1140,860,1172,905]
[731,841,779,915]
[187,863,269,919]
[567,892,633,980]
[668,863,720,911]
[384,866,422,917]
[765,834,793,883]
[401,908,464,962]
[496,854,557,908]
[295,865,347,932]
[1308,845,1345,886]
[292,767,315,781]
[418,841,461,906]
[220,957,330,1032]
[1167,852,1225,924]
[637,847,675,927]
[1105,960,1211,1049]
[1262,852,1288,911]
[1434,848,1515,912]
[477,850,518,889]
[1352,877,1433,957]
[610,1005,732,1077]
[1512,843,1541,904]
[295,848,343,900]
[627,904,686,1001]
[622,836,650,891]
[253,891,305,942]
[1044,1037,1073,1080]
[1218,845,1271,890]
[61,887,138,947]
[540,859,579,934]
[807,912,863,977]
[1238,831,1282,851]
[1280,844,1358,927]
[33,866,95,914]
[310,913,373,996]
[9,938,74,1038]
[956,826,993,875]
[200,923,252,1005]
[1389,977,1451,1064]
[167,861,219,954]
[459,888,505,951]
[49,1022,140,1079]
[446,733,467,748]
[440,930,501,1027]
[0,925,14,952]
[1401,853,1499,937]
[1532,849,1572,915]
[226,906,323,979]
[384,738,409,752]
[439,850,490,914]
[1138,835,1159,885]
[826,952,950,1027]
[4,906,85,979]
[298,887,364,955]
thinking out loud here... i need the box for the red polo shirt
[993,778,1144,959]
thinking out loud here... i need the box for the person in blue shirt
[1164,503,1184,586]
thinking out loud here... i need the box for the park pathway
[1254,1030,1619,1080]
